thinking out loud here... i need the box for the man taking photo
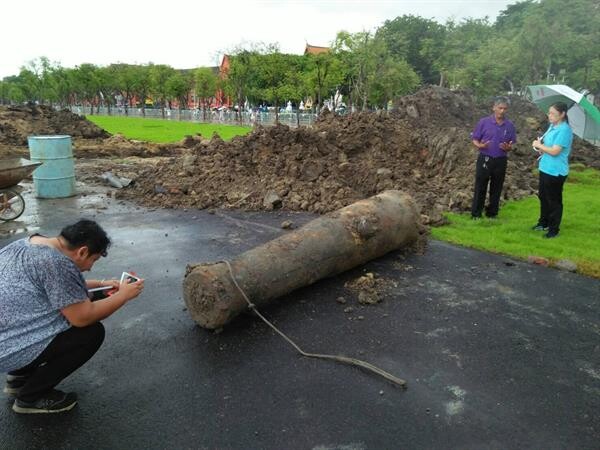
[0,219,144,414]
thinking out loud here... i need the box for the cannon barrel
[183,190,420,329]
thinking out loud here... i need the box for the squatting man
[0,219,144,414]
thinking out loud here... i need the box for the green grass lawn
[431,166,600,278]
[87,115,252,143]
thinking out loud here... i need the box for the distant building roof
[304,44,330,55]
[219,55,231,76]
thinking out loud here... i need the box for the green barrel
[28,135,76,198]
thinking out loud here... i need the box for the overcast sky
[1,0,517,79]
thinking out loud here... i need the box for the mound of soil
[0,104,109,146]
[119,86,597,224]
[0,105,178,159]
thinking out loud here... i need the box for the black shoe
[532,224,548,231]
[471,215,481,220]
[544,231,559,239]
[12,390,77,414]
[3,374,29,397]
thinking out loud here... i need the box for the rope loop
[218,260,407,388]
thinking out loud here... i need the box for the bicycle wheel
[0,189,25,221]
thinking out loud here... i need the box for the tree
[587,59,600,97]
[284,60,310,125]
[47,66,76,108]
[334,31,368,110]
[495,0,537,32]
[334,31,394,110]
[14,69,40,104]
[434,18,493,88]
[18,57,55,104]
[454,37,519,96]
[305,52,345,112]
[194,67,218,121]
[110,64,137,115]
[507,0,600,91]
[377,15,446,84]
[0,79,20,105]
[544,0,600,90]
[166,71,193,114]
[0,81,8,104]
[72,63,100,114]
[150,64,176,118]
[224,49,256,123]
[370,59,420,107]
[132,64,153,116]
[255,51,294,123]
[93,66,117,113]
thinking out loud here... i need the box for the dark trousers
[8,323,105,402]
[471,154,507,217]
[538,171,567,234]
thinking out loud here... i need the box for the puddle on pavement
[0,181,133,237]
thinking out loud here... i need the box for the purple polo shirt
[472,115,517,158]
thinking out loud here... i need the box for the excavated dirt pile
[0,104,109,146]
[0,104,175,158]
[120,86,597,224]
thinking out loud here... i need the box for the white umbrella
[528,84,600,143]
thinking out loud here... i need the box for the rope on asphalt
[220,260,407,388]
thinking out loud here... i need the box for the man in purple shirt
[471,96,517,219]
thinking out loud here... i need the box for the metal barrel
[27,135,76,198]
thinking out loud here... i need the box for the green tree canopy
[305,52,345,110]
[377,15,446,85]
[2,0,599,110]
[195,67,218,119]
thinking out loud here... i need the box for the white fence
[69,106,318,128]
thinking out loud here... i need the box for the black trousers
[538,171,567,234]
[8,323,105,402]
[471,154,508,217]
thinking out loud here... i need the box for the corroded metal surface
[184,190,420,329]
[0,158,42,189]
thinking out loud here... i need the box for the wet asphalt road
[0,184,599,450]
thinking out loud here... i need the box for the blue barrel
[28,135,76,198]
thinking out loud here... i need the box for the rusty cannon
[183,190,421,329]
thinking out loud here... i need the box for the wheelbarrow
[0,158,42,221]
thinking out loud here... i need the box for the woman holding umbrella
[532,102,573,238]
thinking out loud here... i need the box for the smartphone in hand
[120,272,141,284]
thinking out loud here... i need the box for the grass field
[87,115,252,143]
[431,166,600,278]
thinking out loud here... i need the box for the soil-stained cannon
[183,190,420,329]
